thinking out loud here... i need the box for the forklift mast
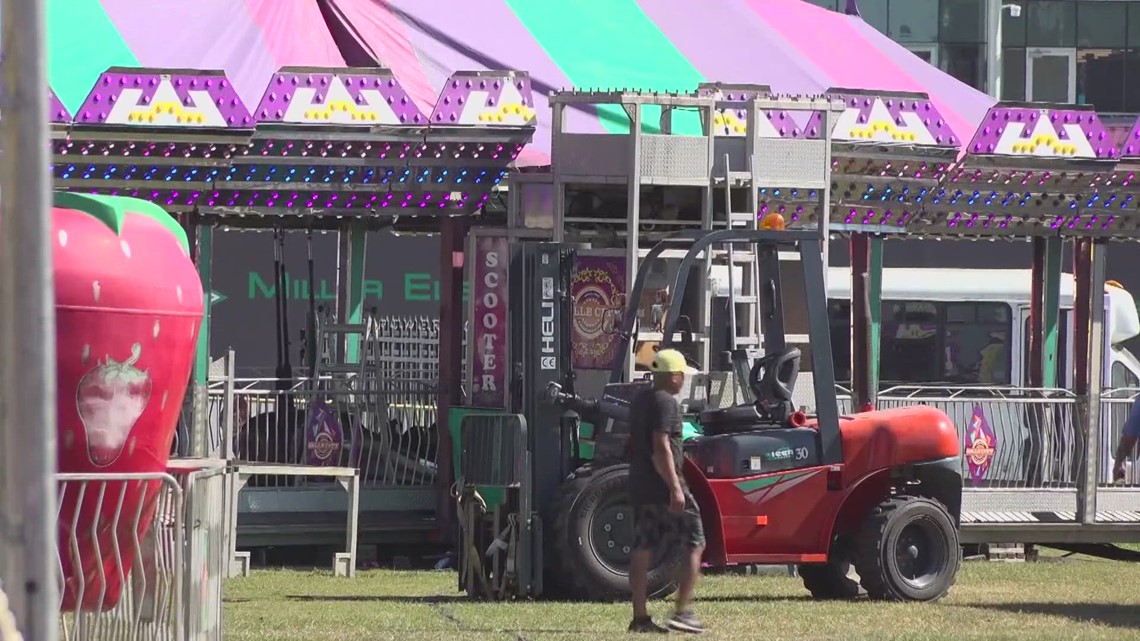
[508,242,578,520]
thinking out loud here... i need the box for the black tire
[797,538,864,600]
[854,495,961,602]
[547,463,681,601]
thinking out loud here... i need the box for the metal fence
[872,386,1083,489]
[1100,387,1140,487]
[56,473,183,641]
[170,461,227,641]
[172,315,450,489]
[224,379,438,488]
[54,463,228,641]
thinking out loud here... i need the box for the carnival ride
[445,86,1140,602]
[11,22,1138,640]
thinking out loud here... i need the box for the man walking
[627,348,706,634]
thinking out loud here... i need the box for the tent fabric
[46,0,996,168]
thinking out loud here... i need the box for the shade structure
[46,0,998,167]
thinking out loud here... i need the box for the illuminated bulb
[759,213,785,231]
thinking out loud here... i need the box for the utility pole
[0,0,59,637]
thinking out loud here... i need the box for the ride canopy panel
[46,0,997,168]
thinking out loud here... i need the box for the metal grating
[459,414,529,487]
[753,138,829,188]
[640,135,709,182]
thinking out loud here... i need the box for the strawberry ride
[50,192,204,611]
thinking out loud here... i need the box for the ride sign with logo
[965,404,997,484]
[570,255,625,370]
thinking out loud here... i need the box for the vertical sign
[571,255,626,370]
[470,236,509,408]
[965,404,997,484]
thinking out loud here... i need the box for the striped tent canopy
[48,0,996,167]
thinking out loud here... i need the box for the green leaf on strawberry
[53,192,189,253]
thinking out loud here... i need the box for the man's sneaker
[627,616,668,634]
[665,611,705,634]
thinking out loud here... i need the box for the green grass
[224,553,1140,641]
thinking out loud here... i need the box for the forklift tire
[548,463,681,602]
[797,538,863,600]
[854,495,961,602]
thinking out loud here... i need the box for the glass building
[806,0,1140,113]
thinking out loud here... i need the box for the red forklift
[454,227,963,603]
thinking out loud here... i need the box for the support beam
[1028,238,1045,387]
[336,221,368,364]
[868,236,883,393]
[849,233,878,411]
[190,222,214,457]
[436,216,468,544]
[1042,238,1063,388]
[1073,238,1106,524]
[1028,237,1063,389]
[625,102,643,382]
[0,0,58,636]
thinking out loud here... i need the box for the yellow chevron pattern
[302,100,380,121]
[477,103,536,122]
[1010,134,1078,156]
[848,120,918,142]
[127,102,206,124]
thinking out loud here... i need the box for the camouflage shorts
[632,492,706,552]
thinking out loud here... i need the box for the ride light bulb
[760,212,786,230]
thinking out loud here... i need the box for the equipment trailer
[455,226,964,603]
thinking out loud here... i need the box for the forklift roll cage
[608,228,843,466]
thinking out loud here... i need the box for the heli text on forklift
[452,226,964,605]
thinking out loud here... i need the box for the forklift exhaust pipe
[788,411,807,427]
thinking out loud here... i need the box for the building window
[943,45,986,91]
[859,0,890,34]
[1128,50,1140,111]
[939,0,986,43]
[1130,1,1140,47]
[1003,1,1028,47]
[1077,1,1128,49]
[1026,1,1077,48]
[890,0,939,43]
[802,0,840,11]
[1078,49,1127,112]
[1002,48,1027,101]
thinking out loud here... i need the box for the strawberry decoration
[77,343,154,467]
[44,192,203,612]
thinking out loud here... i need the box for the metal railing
[873,385,1082,489]
[1100,387,1140,487]
[224,379,438,488]
[53,463,229,641]
[170,462,227,641]
[56,473,184,641]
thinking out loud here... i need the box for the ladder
[718,152,763,353]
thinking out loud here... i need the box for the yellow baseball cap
[651,348,698,374]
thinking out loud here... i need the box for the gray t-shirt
[628,388,685,506]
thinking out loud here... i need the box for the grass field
[224,552,1140,641]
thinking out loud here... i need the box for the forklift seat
[698,347,802,436]
[749,347,801,408]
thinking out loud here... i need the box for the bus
[822,267,1140,391]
